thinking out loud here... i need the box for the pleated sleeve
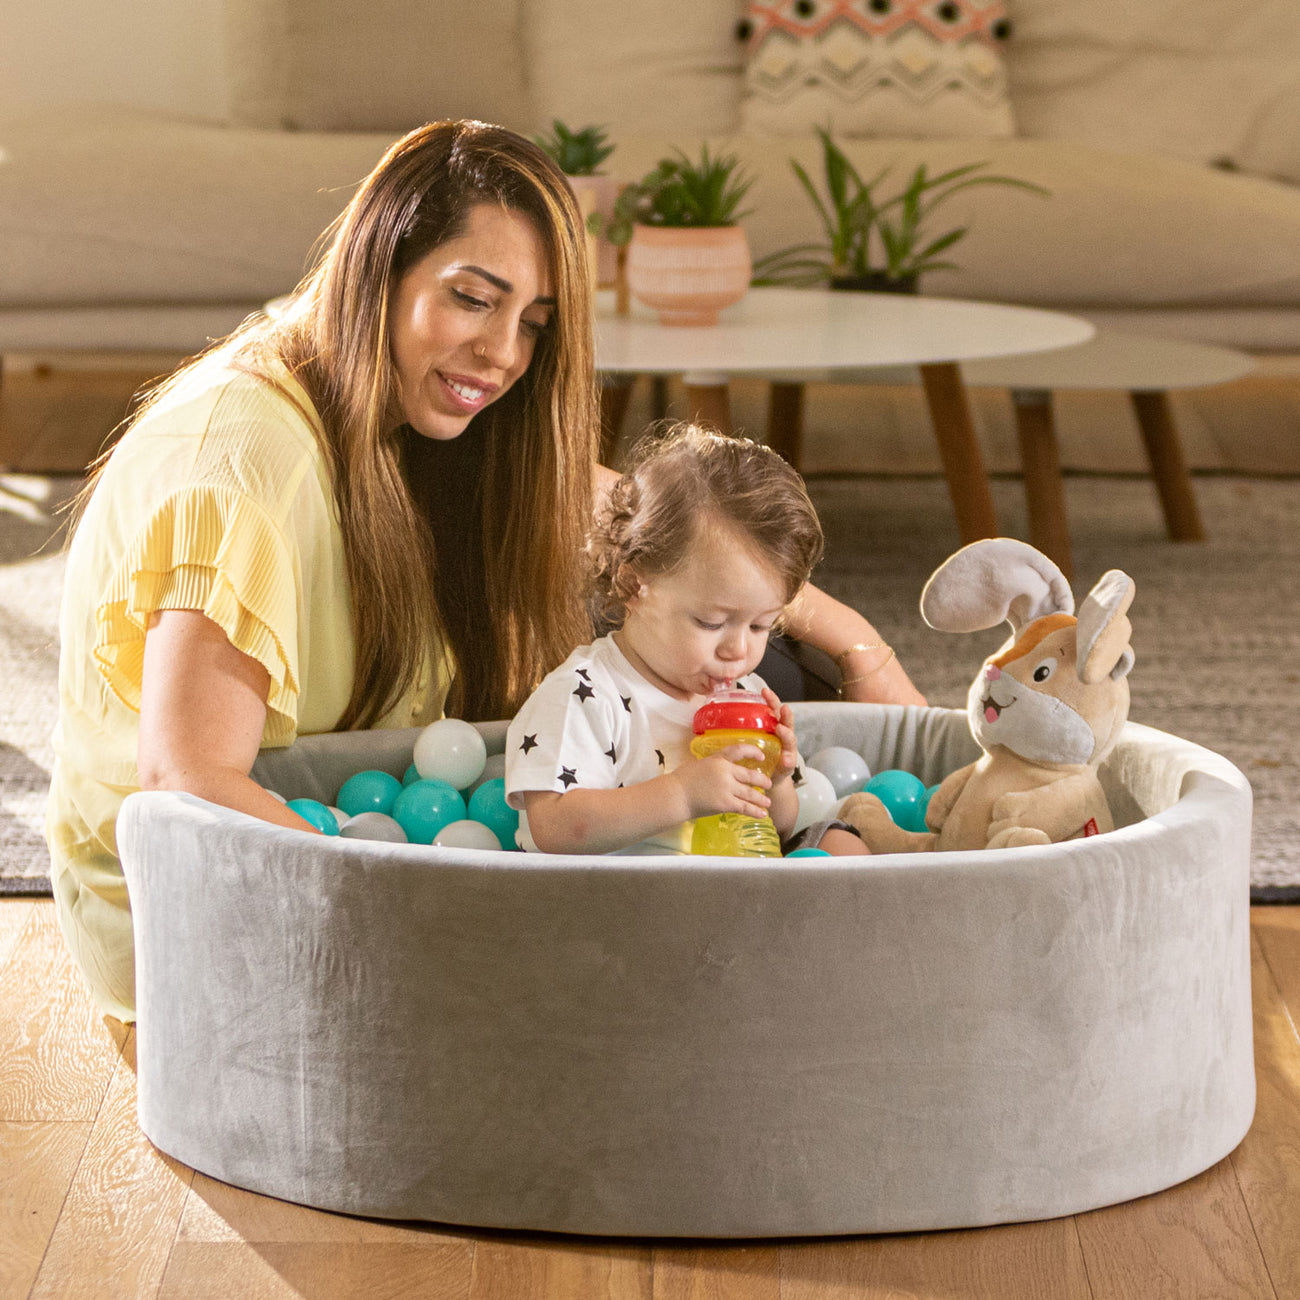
[92,484,301,745]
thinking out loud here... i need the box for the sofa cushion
[1006,0,1300,176]
[0,108,396,307]
[223,0,532,133]
[739,0,1015,139]
[522,0,745,139]
[7,110,1300,322]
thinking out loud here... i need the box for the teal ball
[467,778,519,851]
[402,763,421,786]
[914,782,941,832]
[786,846,831,857]
[286,798,340,835]
[391,779,467,845]
[337,769,402,818]
[862,769,927,830]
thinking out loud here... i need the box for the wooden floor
[2,899,1299,1299]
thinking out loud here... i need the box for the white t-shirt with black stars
[505,634,770,855]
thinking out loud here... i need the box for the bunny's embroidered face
[967,614,1130,766]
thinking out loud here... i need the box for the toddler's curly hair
[588,423,825,630]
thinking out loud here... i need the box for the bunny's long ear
[1076,569,1136,683]
[920,538,1074,635]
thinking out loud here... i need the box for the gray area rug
[2,471,1297,899]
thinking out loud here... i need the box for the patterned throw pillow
[740,0,1016,138]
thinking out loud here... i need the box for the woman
[48,119,923,1022]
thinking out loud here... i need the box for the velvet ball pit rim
[118,702,1254,1238]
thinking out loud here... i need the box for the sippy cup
[689,688,783,857]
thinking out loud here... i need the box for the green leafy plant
[753,126,1049,288]
[605,146,754,245]
[533,120,616,176]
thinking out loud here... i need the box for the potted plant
[608,146,755,326]
[534,120,620,286]
[753,127,1049,293]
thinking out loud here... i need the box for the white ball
[793,767,838,834]
[433,819,503,851]
[806,746,872,799]
[413,719,488,790]
[327,806,348,827]
[265,789,287,804]
[466,751,507,795]
[339,812,409,843]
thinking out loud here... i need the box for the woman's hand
[137,610,318,833]
[784,584,928,706]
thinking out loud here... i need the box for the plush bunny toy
[841,538,1136,852]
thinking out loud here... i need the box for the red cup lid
[692,689,778,735]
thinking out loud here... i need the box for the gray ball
[339,811,409,843]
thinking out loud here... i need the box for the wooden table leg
[650,375,670,422]
[919,361,999,544]
[683,379,732,435]
[1130,389,1206,541]
[767,381,806,468]
[1011,387,1074,579]
[599,375,636,465]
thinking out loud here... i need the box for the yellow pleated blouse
[47,348,449,1020]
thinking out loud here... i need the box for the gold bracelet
[833,641,887,669]
[837,646,896,696]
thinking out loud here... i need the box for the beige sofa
[4,0,1300,357]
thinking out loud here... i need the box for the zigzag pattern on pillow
[741,0,1016,138]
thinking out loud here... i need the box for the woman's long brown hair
[75,120,599,726]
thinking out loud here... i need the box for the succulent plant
[605,145,754,244]
[533,119,616,177]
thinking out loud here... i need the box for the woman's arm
[783,582,927,705]
[137,610,320,832]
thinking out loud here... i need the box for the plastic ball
[466,751,507,795]
[337,768,403,818]
[286,798,339,835]
[786,846,831,857]
[792,767,838,834]
[413,719,487,791]
[466,778,519,851]
[391,778,467,844]
[913,783,941,832]
[433,819,503,851]
[265,789,287,804]
[402,763,421,786]
[328,807,349,828]
[806,746,871,799]
[339,812,409,843]
[863,769,928,831]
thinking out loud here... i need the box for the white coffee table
[959,332,1253,575]
[596,287,1093,545]
[757,329,1254,576]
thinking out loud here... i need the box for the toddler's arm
[522,743,774,855]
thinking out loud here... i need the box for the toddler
[505,424,867,856]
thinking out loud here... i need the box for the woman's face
[389,202,555,440]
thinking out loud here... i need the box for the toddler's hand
[673,746,773,820]
[761,687,799,784]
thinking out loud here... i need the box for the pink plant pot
[626,224,752,326]
[567,173,621,287]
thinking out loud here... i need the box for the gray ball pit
[117,703,1254,1238]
